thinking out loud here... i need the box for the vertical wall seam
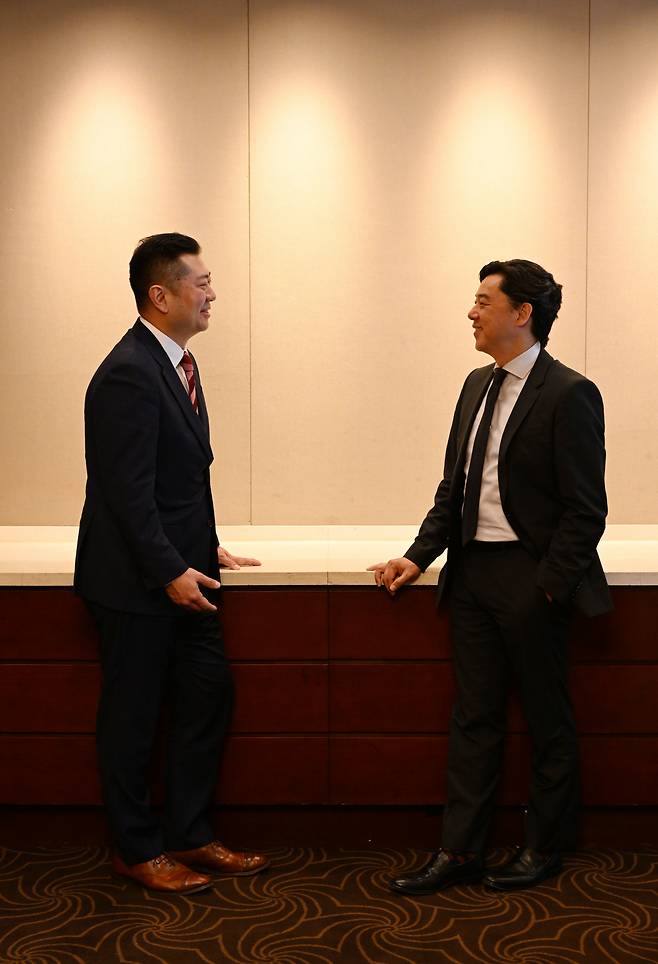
[247,0,253,523]
[585,0,592,376]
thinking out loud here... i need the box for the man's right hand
[367,557,421,595]
[165,568,221,612]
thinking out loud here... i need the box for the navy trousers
[88,601,234,865]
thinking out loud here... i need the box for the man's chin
[474,339,495,359]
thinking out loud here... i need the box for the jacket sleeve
[87,361,188,589]
[404,380,467,571]
[536,378,608,603]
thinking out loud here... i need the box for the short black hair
[479,259,562,348]
[129,233,200,311]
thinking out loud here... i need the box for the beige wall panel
[588,0,658,523]
[250,0,589,523]
[0,0,250,524]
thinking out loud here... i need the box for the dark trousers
[87,601,234,865]
[441,542,578,855]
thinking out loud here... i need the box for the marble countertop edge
[0,525,656,586]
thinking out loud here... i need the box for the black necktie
[461,368,508,545]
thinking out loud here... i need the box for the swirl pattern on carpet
[0,846,656,963]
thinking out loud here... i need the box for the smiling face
[467,273,533,365]
[145,252,216,346]
[165,253,216,342]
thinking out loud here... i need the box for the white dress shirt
[139,317,189,392]
[464,341,541,541]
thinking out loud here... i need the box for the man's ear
[148,284,169,314]
[516,302,533,329]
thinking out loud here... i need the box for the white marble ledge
[0,525,656,587]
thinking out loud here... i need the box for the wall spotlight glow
[30,53,166,231]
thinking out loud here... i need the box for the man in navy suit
[369,260,611,893]
[75,233,268,893]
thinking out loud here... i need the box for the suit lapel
[498,349,553,464]
[132,321,213,461]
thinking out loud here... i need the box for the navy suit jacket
[74,321,219,615]
[405,349,612,617]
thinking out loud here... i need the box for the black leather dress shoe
[390,851,483,895]
[483,848,562,890]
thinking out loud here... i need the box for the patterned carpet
[0,847,656,963]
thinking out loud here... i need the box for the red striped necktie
[180,351,198,413]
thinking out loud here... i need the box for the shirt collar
[139,317,185,368]
[498,341,540,380]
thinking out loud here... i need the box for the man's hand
[165,568,221,612]
[367,557,421,595]
[218,547,262,570]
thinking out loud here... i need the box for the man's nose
[208,286,217,302]
[468,307,477,320]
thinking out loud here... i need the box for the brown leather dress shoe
[168,840,270,876]
[112,852,212,894]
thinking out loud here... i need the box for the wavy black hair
[480,259,562,347]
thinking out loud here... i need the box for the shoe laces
[152,854,177,869]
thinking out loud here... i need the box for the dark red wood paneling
[508,665,658,735]
[329,735,447,804]
[0,663,327,735]
[0,736,101,804]
[218,736,328,804]
[0,587,330,662]
[580,737,658,805]
[4,661,653,738]
[0,589,98,660]
[221,589,328,660]
[0,734,328,805]
[0,584,656,813]
[0,664,100,732]
[2,804,657,850]
[329,587,657,662]
[328,735,530,806]
[2,730,656,806]
[329,735,658,806]
[330,663,454,733]
[329,663,658,736]
[329,587,450,660]
[571,665,658,733]
[0,587,653,663]
[231,664,327,733]
[570,587,658,661]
